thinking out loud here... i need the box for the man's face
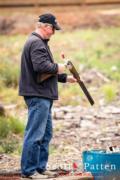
[43,24,55,39]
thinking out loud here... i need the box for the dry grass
[0,4,120,34]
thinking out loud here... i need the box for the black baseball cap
[38,13,61,30]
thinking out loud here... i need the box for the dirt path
[0,104,120,179]
[0,4,120,34]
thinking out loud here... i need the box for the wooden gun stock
[37,74,54,83]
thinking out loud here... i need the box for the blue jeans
[21,97,53,176]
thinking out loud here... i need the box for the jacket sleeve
[30,40,58,74]
[58,74,67,83]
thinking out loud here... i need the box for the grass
[52,28,120,105]
[0,27,120,154]
[0,28,120,107]
[59,83,83,106]
[101,83,118,103]
[51,28,120,78]
[0,115,24,154]
[0,115,24,137]
[0,35,25,87]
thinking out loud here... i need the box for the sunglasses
[45,23,55,30]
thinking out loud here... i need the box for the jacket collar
[32,32,49,44]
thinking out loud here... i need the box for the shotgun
[37,57,95,105]
[65,60,94,106]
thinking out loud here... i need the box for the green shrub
[102,84,117,103]
[0,132,23,154]
[0,115,24,139]
[0,116,11,138]
[9,116,24,135]
[0,59,19,87]
[0,138,18,154]
[0,115,24,154]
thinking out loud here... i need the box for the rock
[0,104,120,177]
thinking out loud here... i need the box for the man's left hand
[67,75,77,83]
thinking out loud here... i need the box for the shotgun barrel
[66,61,94,106]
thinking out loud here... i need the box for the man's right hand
[58,63,66,74]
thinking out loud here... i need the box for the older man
[19,13,76,179]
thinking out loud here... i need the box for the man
[19,13,76,179]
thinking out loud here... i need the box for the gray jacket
[19,32,67,100]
